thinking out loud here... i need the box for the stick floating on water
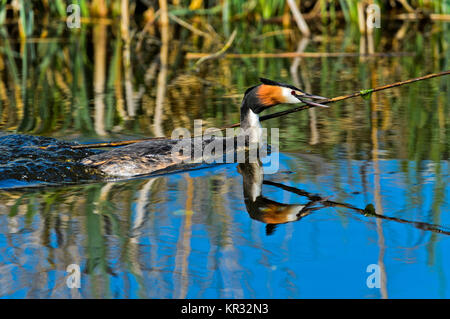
[71,70,450,150]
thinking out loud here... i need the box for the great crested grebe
[81,78,327,177]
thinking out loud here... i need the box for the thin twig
[395,13,450,21]
[71,70,450,149]
[397,0,416,13]
[194,29,237,68]
[136,9,160,51]
[168,13,213,39]
[186,51,415,59]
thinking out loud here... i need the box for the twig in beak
[305,94,327,100]
[299,98,329,108]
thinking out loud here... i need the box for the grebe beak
[294,92,329,108]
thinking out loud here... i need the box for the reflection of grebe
[239,161,450,236]
[81,78,327,177]
[238,161,324,235]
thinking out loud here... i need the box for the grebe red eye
[291,90,296,95]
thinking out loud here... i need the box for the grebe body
[82,78,327,177]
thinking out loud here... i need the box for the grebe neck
[240,101,263,144]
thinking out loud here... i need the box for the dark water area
[0,19,449,298]
[0,134,103,188]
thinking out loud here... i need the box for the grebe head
[242,78,327,115]
[240,78,327,141]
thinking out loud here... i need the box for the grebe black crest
[81,78,327,177]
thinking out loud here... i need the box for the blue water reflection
[1,152,448,298]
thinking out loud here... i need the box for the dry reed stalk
[186,51,414,59]
[153,0,170,137]
[286,0,310,37]
[121,0,135,117]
